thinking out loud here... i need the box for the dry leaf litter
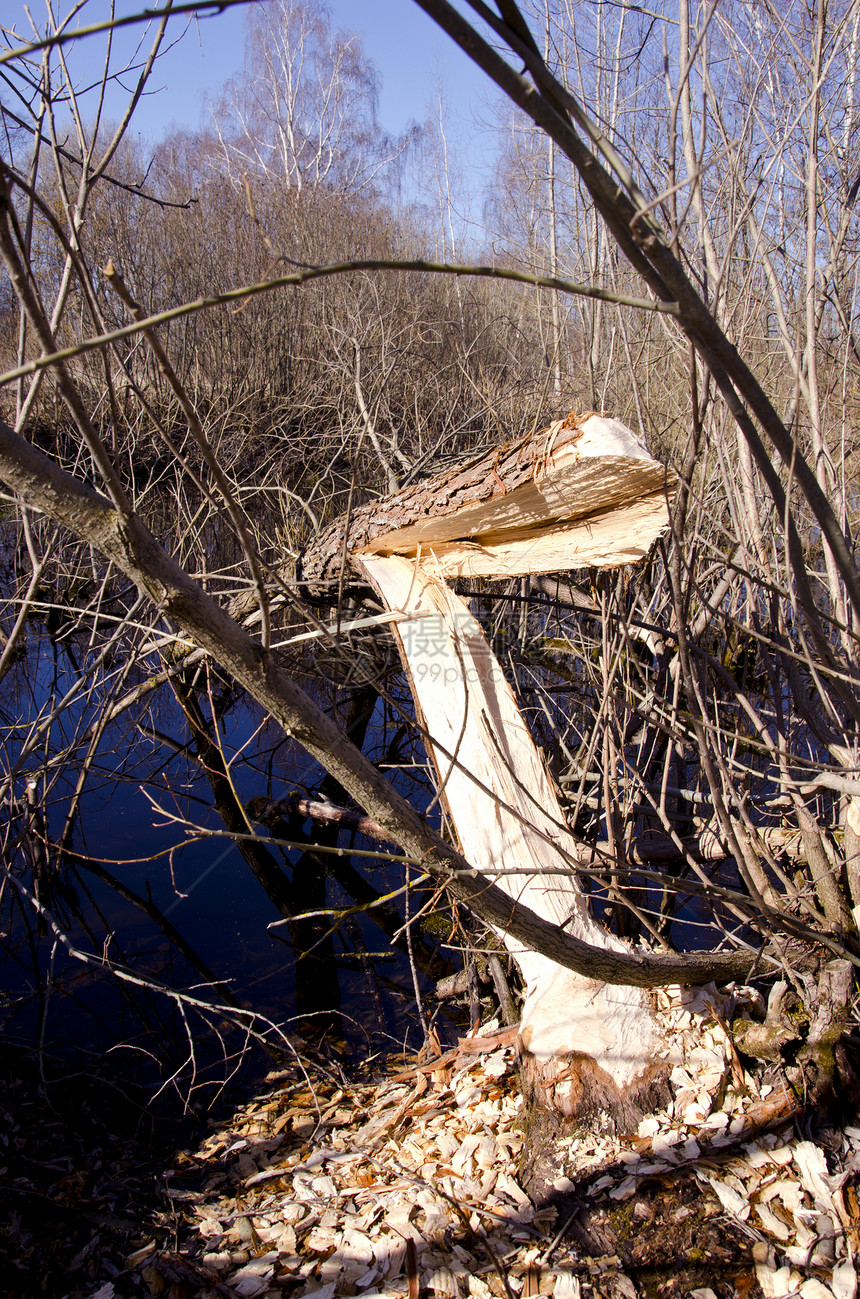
[101,984,860,1299]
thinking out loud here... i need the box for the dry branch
[0,413,767,991]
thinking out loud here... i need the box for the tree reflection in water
[0,607,451,1117]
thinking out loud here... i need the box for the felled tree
[4,0,844,1123]
[304,411,715,1121]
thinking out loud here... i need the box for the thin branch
[0,0,255,66]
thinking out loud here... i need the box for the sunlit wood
[354,414,678,1119]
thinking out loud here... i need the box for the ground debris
[112,995,857,1299]
[6,989,860,1299]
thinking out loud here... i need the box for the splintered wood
[356,415,670,580]
[309,411,679,1119]
[128,990,859,1299]
[357,549,663,1112]
[300,414,676,587]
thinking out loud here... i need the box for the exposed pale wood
[302,414,680,1119]
[300,414,676,589]
[358,550,670,1117]
[0,402,728,1118]
[409,489,668,579]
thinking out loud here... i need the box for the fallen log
[258,793,816,867]
[249,793,389,844]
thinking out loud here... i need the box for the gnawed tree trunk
[2,405,767,1124]
[307,413,679,1122]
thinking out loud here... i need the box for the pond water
[0,584,754,1119]
[0,618,454,1117]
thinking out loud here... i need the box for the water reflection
[0,620,450,1112]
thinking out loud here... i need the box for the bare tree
[211,0,411,195]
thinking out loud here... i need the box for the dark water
[0,584,762,1120]
[0,620,452,1119]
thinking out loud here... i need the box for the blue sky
[22,1,496,163]
[7,1,501,237]
[141,1,492,147]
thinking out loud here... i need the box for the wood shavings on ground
[113,989,859,1299]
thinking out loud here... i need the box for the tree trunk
[306,413,679,1122]
[0,409,765,1127]
[359,551,670,1122]
[299,413,673,591]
